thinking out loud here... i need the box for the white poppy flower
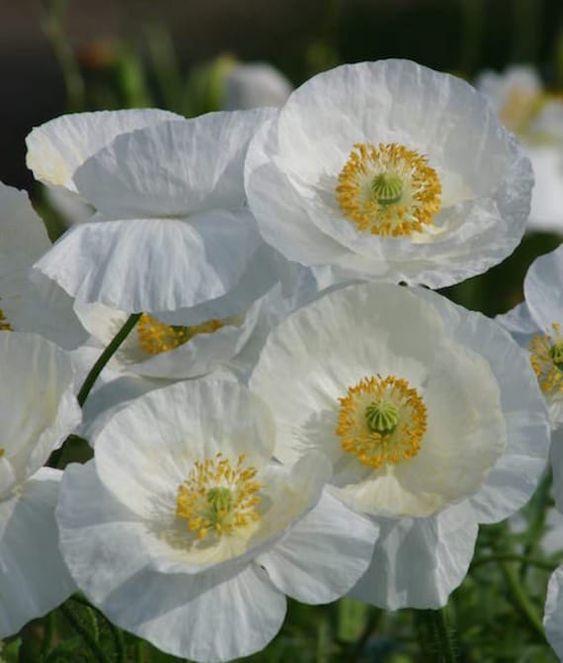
[249,283,549,609]
[477,65,563,234]
[56,379,377,662]
[498,246,563,512]
[0,332,81,638]
[0,182,87,350]
[245,59,532,290]
[497,245,563,427]
[29,108,278,316]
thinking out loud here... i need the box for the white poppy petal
[74,109,275,218]
[258,490,377,604]
[26,109,180,193]
[349,503,478,610]
[33,210,261,313]
[524,245,563,331]
[0,468,75,638]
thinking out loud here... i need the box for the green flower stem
[77,313,141,407]
[414,608,459,663]
[70,595,124,662]
[498,560,546,641]
[60,603,110,663]
[471,554,555,573]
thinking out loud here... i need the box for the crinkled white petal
[0,332,80,495]
[0,467,76,638]
[414,288,550,523]
[44,185,94,225]
[3,273,88,350]
[496,300,540,348]
[544,565,563,659]
[26,109,180,193]
[258,490,377,604]
[155,243,289,328]
[33,210,261,312]
[93,379,275,518]
[246,59,532,288]
[349,502,478,610]
[0,183,50,299]
[524,244,563,331]
[74,109,275,218]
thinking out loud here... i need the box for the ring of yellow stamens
[176,453,262,541]
[530,323,563,394]
[336,143,441,237]
[0,308,12,332]
[137,313,224,355]
[337,375,427,469]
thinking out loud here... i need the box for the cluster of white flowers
[1,58,562,661]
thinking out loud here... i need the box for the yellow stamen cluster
[336,143,441,237]
[0,308,12,332]
[137,313,224,355]
[0,448,4,457]
[336,375,427,469]
[176,453,262,541]
[530,323,563,394]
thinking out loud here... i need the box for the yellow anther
[530,323,563,394]
[137,314,224,355]
[337,375,427,469]
[0,308,12,332]
[176,453,262,541]
[336,143,441,237]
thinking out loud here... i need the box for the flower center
[336,375,427,469]
[176,453,262,541]
[336,143,441,237]
[137,313,224,355]
[530,323,563,394]
[0,308,12,332]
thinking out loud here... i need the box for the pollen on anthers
[336,143,441,237]
[137,313,224,355]
[176,453,262,541]
[337,375,427,469]
[530,322,563,394]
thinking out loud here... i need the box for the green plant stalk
[60,603,110,663]
[414,608,459,663]
[498,560,546,641]
[77,313,141,407]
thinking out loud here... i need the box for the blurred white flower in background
[477,65,563,234]
[222,62,292,110]
[57,379,377,662]
[245,59,533,290]
[250,283,549,609]
[0,332,80,638]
